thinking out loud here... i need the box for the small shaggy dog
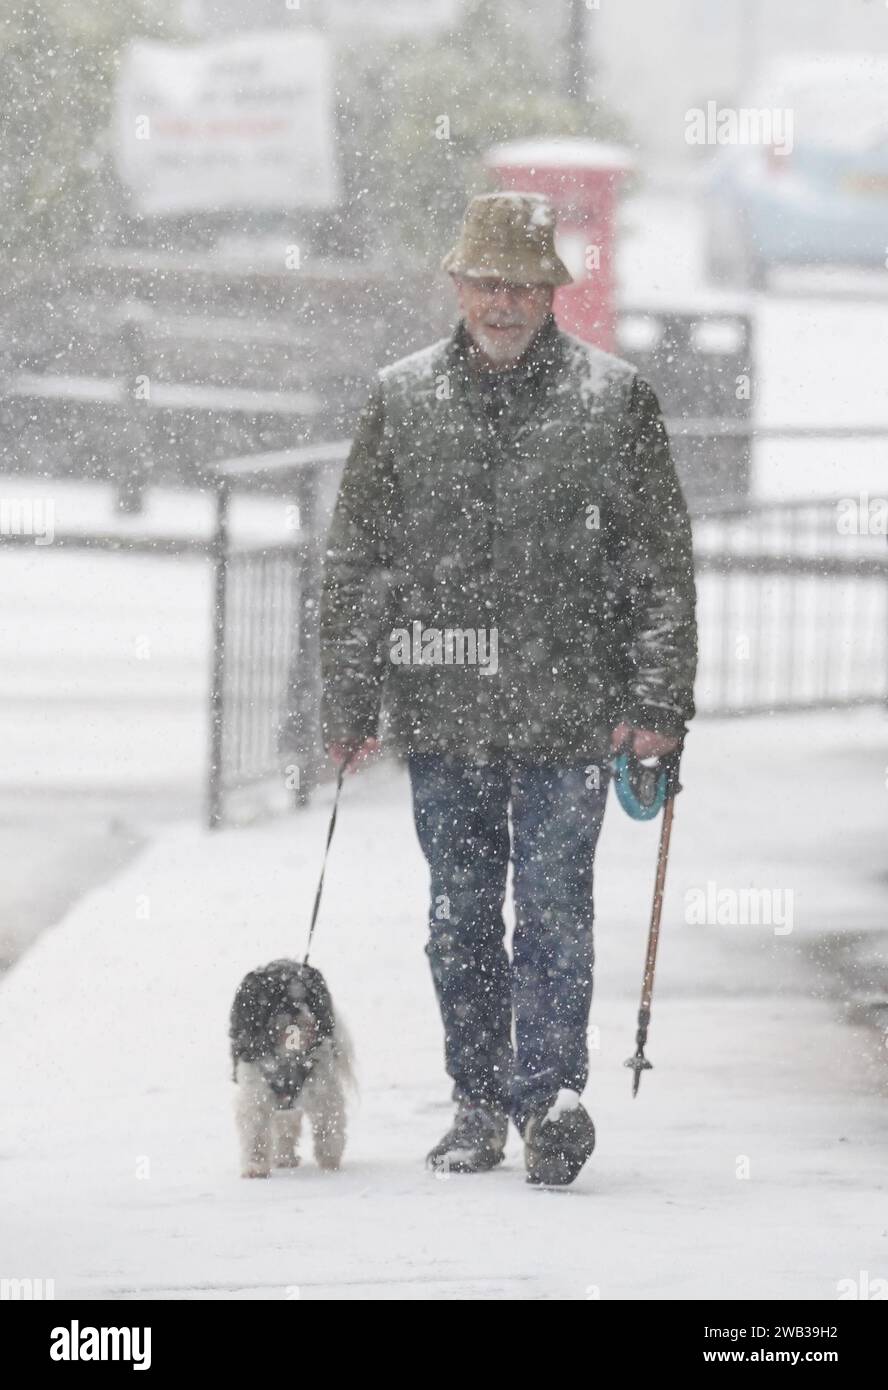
[230,959,354,1178]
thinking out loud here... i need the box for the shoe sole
[524,1105,596,1187]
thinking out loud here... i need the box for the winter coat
[320,312,697,762]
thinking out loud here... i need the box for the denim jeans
[407,752,610,1134]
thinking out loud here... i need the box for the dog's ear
[230,970,273,1061]
[300,966,336,1038]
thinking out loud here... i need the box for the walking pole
[624,750,682,1097]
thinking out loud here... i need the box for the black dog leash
[302,759,349,965]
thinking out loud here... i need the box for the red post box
[484,138,632,352]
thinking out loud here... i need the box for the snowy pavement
[1,710,886,1300]
[0,546,209,966]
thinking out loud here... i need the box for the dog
[230,959,354,1178]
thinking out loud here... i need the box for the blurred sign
[113,30,340,216]
[326,0,458,34]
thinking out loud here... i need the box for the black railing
[205,447,887,828]
[207,444,346,828]
[693,497,887,716]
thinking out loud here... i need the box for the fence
[207,444,343,827]
[206,444,888,828]
[694,498,887,715]
[0,256,454,506]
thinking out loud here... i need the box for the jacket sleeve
[611,374,698,738]
[319,381,394,747]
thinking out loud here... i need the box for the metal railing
[207,444,345,827]
[204,444,888,828]
[693,497,887,716]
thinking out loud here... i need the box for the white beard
[470,321,537,367]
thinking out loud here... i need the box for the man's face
[453,276,554,369]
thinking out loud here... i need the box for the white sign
[113,30,340,216]
[326,0,458,35]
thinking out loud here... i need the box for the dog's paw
[241,1165,271,1179]
[315,1153,344,1171]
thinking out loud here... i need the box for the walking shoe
[426,1101,509,1174]
[523,1089,595,1186]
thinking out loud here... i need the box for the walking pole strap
[303,761,347,964]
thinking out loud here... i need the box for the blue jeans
[407,753,610,1134]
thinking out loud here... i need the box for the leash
[302,758,350,965]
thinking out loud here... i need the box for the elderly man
[320,193,697,1185]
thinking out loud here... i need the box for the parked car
[705,54,888,287]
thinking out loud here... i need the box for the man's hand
[611,722,679,760]
[328,737,380,772]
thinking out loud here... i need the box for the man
[320,192,697,1185]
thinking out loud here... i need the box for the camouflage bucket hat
[441,192,573,286]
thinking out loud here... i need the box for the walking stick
[624,749,682,1097]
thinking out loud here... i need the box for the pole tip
[624,1052,653,1097]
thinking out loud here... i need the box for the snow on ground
[0,547,208,965]
[1,711,885,1300]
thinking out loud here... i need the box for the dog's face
[230,960,336,1073]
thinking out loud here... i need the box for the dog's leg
[272,1108,303,1168]
[304,1045,347,1170]
[234,1061,274,1178]
[308,1082,346,1171]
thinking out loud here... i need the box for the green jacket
[320,313,697,762]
